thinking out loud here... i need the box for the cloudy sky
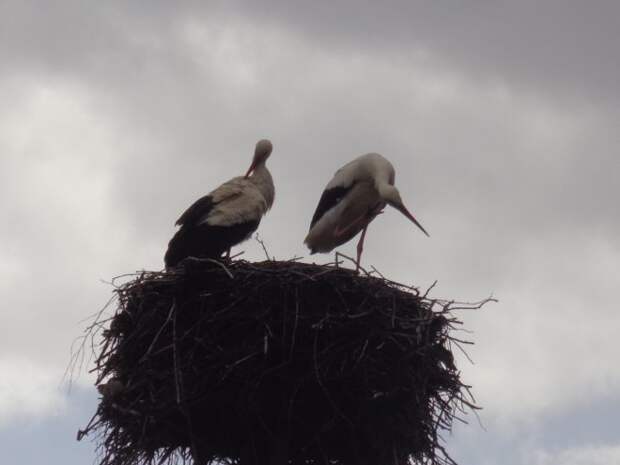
[1,1,619,464]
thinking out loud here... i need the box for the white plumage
[305,153,428,270]
[205,167,273,227]
[164,139,275,268]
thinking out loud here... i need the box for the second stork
[305,153,428,271]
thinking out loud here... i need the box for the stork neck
[249,163,275,209]
[369,156,395,188]
[376,181,400,205]
[375,179,392,196]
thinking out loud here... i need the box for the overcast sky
[1,1,619,464]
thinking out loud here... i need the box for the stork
[164,139,275,268]
[304,153,428,271]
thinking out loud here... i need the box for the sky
[1,1,619,464]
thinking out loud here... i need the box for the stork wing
[309,184,354,228]
[175,176,248,226]
[175,194,214,226]
[205,183,268,227]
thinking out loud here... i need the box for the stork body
[305,153,428,270]
[165,140,274,268]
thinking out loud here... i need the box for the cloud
[0,80,135,395]
[217,0,620,106]
[533,443,620,465]
[0,387,95,463]
[2,4,618,417]
[451,234,620,421]
[0,3,618,462]
[0,357,67,425]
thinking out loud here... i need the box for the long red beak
[244,161,257,178]
[396,204,430,237]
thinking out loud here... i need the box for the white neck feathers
[248,163,275,210]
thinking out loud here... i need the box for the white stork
[164,139,275,268]
[304,153,428,271]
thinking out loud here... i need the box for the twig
[172,302,201,465]
[255,234,273,261]
[139,301,176,363]
[370,265,386,280]
[423,280,438,299]
[188,257,235,279]
[333,251,371,275]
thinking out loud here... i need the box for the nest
[78,258,486,465]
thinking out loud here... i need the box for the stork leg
[355,225,369,273]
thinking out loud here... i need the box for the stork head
[378,184,430,237]
[245,139,273,178]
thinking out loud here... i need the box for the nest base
[80,259,481,465]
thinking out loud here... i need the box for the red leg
[355,225,368,273]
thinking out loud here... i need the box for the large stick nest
[78,258,486,465]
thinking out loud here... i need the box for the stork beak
[394,203,430,237]
[244,161,257,179]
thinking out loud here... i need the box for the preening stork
[164,139,275,268]
[304,153,428,271]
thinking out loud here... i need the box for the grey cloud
[1,2,619,464]
[4,1,620,104]
[0,388,96,463]
[220,0,620,105]
[450,396,620,465]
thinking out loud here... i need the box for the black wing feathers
[310,184,354,228]
[164,219,260,267]
[175,195,214,226]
